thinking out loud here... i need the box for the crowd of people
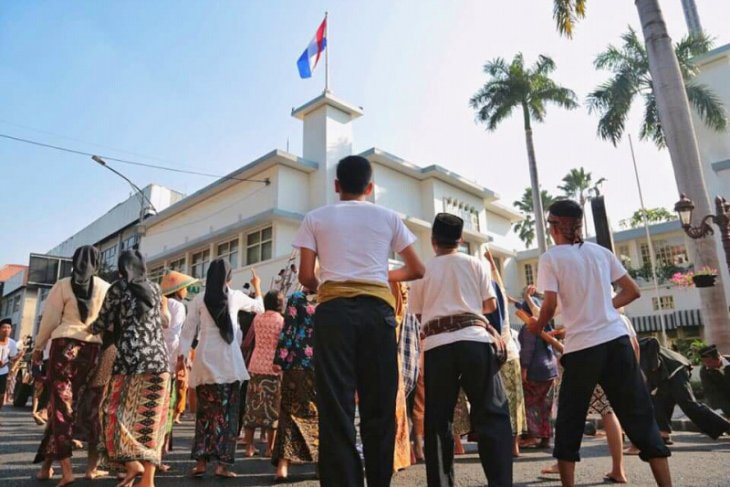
[2,155,730,487]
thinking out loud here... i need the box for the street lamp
[92,155,157,239]
[674,193,730,273]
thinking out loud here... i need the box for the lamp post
[92,155,157,240]
[674,193,730,274]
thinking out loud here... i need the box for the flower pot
[692,274,717,288]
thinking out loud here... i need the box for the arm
[33,281,64,353]
[298,248,320,290]
[89,285,116,336]
[523,286,542,316]
[527,291,558,336]
[482,297,497,315]
[178,297,199,367]
[612,274,641,309]
[388,244,425,282]
[160,296,171,329]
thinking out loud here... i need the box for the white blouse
[178,289,264,388]
[162,298,187,373]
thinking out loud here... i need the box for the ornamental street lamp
[674,193,730,274]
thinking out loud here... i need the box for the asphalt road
[1,407,729,487]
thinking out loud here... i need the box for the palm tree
[552,0,730,352]
[513,188,557,249]
[470,54,578,254]
[588,27,726,147]
[558,167,606,236]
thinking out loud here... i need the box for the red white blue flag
[297,17,327,79]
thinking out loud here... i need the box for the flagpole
[324,11,329,93]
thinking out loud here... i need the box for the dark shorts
[0,373,8,396]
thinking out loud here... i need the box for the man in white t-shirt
[409,213,511,487]
[293,155,425,487]
[0,319,19,411]
[526,199,671,487]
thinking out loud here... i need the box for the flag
[297,17,327,79]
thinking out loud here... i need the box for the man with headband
[526,199,672,487]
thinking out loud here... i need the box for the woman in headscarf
[90,250,170,487]
[178,259,263,478]
[32,245,111,487]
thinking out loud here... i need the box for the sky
[2,0,730,265]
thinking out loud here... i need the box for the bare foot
[214,466,237,478]
[71,440,84,450]
[116,462,143,487]
[624,445,640,456]
[36,467,55,480]
[604,472,628,483]
[158,464,171,473]
[54,477,75,487]
[540,463,560,475]
[33,413,47,425]
[84,469,109,480]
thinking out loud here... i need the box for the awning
[630,309,703,333]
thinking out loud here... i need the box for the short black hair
[264,290,284,312]
[548,199,583,218]
[336,156,372,195]
[0,319,11,327]
[432,237,459,249]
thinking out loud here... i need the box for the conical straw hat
[161,270,198,296]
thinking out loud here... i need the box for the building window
[524,263,535,286]
[246,227,273,265]
[148,266,164,285]
[168,257,186,273]
[641,241,689,267]
[13,295,21,313]
[191,249,211,280]
[100,246,118,272]
[652,295,675,311]
[121,235,139,251]
[617,245,631,267]
[458,242,472,255]
[443,198,481,233]
[217,239,240,268]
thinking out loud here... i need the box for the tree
[552,0,730,352]
[470,53,578,254]
[558,167,606,236]
[588,27,726,148]
[513,187,557,248]
[619,207,675,229]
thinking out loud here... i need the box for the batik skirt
[243,373,281,429]
[100,373,170,466]
[271,370,319,465]
[523,378,555,439]
[74,344,116,447]
[500,358,527,436]
[453,389,471,437]
[587,384,613,417]
[192,381,241,465]
[34,338,100,463]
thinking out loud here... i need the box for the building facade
[140,92,522,291]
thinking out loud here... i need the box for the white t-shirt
[163,298,187,372]
[409,253,496,351]
[0,338,19,376]
[292,201,417,285]
[536,241,629,354]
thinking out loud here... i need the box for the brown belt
[421,313,490,339]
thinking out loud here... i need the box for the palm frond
[639,92,665,147]
[686,82,728,132]
[587,72,636,145]
[553,0,587,38]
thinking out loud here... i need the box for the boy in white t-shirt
[526,199,671,487]
[0,319,19,412]
[293,155,425,487]
[409,213,511,487]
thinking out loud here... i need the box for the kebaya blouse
[248,310,285,375]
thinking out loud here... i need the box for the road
[1,407,729,486]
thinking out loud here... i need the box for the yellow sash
[317,280,396,310]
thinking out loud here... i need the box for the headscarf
[204,259,234,344]
[70,245,100,323]
[118,250,156,316]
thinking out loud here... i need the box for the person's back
[293,155,424,487]
[539,241,628,354]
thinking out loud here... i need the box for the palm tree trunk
[523,105,547,254]
[636,0,730,351]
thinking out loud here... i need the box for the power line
[0,133,270,185]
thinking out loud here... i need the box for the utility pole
[681,0,703,36]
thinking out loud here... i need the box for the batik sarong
[100,373,170,466]
[34,338,100,463]
[243,373,281,429]
[271,370,318,465]
[587,384,613,416]
[192,381,240,465]
[500,358,527,436]
[523,378,555,439]
[453,389,471,437]
[74,344,116,446]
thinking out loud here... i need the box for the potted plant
[691,267,718,288]
[670,270,694,288]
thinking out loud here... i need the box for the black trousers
[555,336,670,462]
[424,340,513,487]
[314,297,398,487]
[653,367,730,439]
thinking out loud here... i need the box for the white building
[140,92,522,290]
[506,220,705,340]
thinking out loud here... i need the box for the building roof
[291,91,364,120]
[144,149,318,229]
[691,43,730,66]
[0,265,27,282]
[514,220,682,261]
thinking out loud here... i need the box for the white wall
[372,163,423,219]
